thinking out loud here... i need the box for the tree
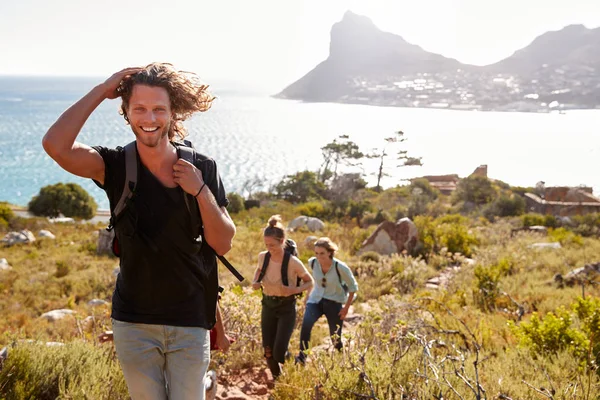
[319,135,364,183]
[241,176,266,200]
[29,182,97,219]
[453,176,497,206]
[275,171,326,204]
[367,131,422,192]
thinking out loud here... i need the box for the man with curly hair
[42,63,236,400]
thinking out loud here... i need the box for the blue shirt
[306,257,358,305]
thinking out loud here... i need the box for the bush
[511,307,588,359]
[453,175,497,206]
[0,341,128,399]
[359,251,381,263]
[227,192,244,214]
[295,201,329,219]
[275,171,326,203]
[28,183,97,219]
[483,194,525,220]
[0,202,15,229]
[548,227,584,246]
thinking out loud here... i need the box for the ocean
[1,76,599,211]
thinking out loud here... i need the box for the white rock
[40,309,76,322]
[38,230,56,239]
[288,216,325,232]
[87,299,108,307]
[529,242,562,250]
[304,236,318,246]
[48,217,75,224]
[0,258,12,271]
[1,230,36,246]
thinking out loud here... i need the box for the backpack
[106,140,244,282]
[256,239,302,289]
[310,258,348,294]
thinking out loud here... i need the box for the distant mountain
[276,12,600,112]
[487,24,600,73]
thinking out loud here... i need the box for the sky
[1,0,600,92]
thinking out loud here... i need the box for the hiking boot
[204,369,217,400]
[294,355,305,366]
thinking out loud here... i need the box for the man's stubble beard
[131,123,171,148]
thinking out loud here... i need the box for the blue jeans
[298,299,343,362]
[112,319,210,400]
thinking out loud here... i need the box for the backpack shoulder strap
[110,141,137,228]
[176,145,197,220]
[334,260,344,286]
[257,252,270,283]
[281,251,291,286]
[310,258,315,270]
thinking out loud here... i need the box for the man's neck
[136,138,176,171]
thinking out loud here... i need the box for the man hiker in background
[42,63,236,400]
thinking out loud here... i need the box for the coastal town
[342,63,599,112]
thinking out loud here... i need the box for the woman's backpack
[256,239,301,288]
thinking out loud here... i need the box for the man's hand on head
[102,67,143,100]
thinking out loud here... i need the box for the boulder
[87,299,108,307]
[48,217,75,223]
[528,242,561,250]
[1,230,36,246]
[38,230,56,239]
[40,309,76,322]
[288,216,325,232]
[304,236,318,246]
[555,262,600,287]
[0,258,12,271]
[358,218,418,255]
[97,229,115,256]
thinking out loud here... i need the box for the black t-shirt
[92,142,229,328]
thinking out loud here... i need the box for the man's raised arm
[42,68,140,185]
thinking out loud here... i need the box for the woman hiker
[251,215,314,379]
[296,237,358,364]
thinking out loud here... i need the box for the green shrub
[28,183,97,219]
[521,213,545,227]
[359,251,381,263]
[55,261,70,278]
[548,227,584,246]
[295,201,329,219]
[437,223,477,257]
[483,194,525,220]
[0,341,128,399]
[511,307,588,359]
[227,192,244,214]
[453,175,497,205]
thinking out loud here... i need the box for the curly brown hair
[118,63,215,140]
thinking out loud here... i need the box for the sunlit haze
[2,0,599,91]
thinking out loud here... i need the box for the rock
[557,262,600,287]
[38,230,56,239]
[528,242,561,249]
[0,258,12,271]
[304,235,318,246]
[288,216,325,232]
[511,225,548,237]
[48,217,75,223]
[1,230,36,246]
[97,229,115,256]
[40,309,76,322]
[358,218,418,255]
[113,266,120,278]
[87,299,108,307]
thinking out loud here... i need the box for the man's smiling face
[127,84,172,148]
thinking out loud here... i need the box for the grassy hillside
[1,193,599,399]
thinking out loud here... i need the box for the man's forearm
[196,190,235,255]
[42,84,107,157]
